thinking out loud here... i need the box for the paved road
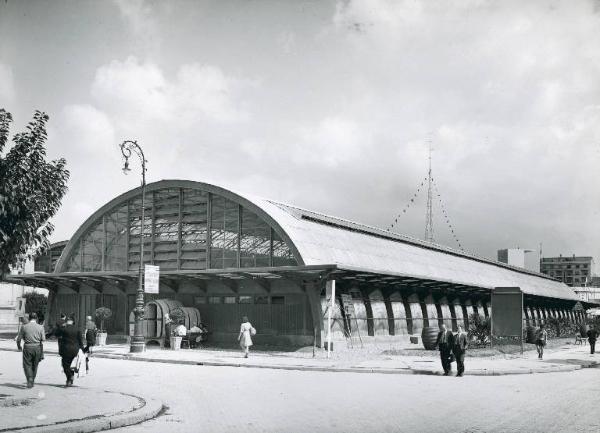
[2,351,600,433]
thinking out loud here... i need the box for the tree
[95,307,113,332]
[23,291,48,319]
[0,109,69,278]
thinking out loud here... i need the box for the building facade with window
[540,256,594,287]
[7,180,586,347]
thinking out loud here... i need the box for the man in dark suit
[436,323,455,375]
[55,313,84,387]
[453,325,469,377]
[587,325,599,355]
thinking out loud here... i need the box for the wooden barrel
[179,307,202,330]
[129,299,184,339]
[421,326,439,350]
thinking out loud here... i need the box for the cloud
[113,0,156,35]
[0,63,15,103]
[91,57,248,126]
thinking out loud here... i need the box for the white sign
[15,297,26,318]
[144,265,160,294]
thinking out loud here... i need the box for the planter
[421,326,439,350]
[96,332,108,346]
[171,336,182,350]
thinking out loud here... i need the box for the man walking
[436,323,455,376]
[55,314,84,387]
[587,325,598,355]
[16,313,45,388]
[453,325,469,377]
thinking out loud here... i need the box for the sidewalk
[1,338,598,376]
[0,380,162,433]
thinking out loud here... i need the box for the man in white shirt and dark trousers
[16,313,46,388]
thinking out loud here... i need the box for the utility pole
[424,139,434,243]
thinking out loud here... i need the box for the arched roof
[55,179,577,301]
[55,180,304,273]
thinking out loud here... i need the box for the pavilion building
[6,180,587,347]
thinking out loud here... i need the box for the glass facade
[61,187,298,272]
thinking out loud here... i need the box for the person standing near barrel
[238,316,256,358]
[536,324,547,359]
[436,323,454,375]
[587,325,598,355]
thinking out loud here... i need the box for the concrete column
[305,281,324,347]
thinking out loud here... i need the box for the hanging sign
[144,265,160,294]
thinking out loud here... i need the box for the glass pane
[272,230,298,266]
[210,195,239,269]
[105,203,128,271]
[240,208,271,268]
[238,296,253,304]
[81,220,103,272]
[180,188,208,269]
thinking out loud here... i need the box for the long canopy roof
[16,180,579,301]
[238,189,578,301]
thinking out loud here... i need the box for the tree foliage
[0,109,69,277]
[95,307,113,332]
[23,291,48,317]
[467,313,490,346]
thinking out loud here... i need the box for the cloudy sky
[1,0,599,270]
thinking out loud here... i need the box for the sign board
[144,265,160,294]
[491,287,523,337]
[14,297,26,318]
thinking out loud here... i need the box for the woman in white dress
[238,316,255,358]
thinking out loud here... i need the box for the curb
[9,392,163,433]
[0,346,595,377]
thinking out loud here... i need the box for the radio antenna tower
[424,139,434,242]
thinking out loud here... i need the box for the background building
[540,255,594,287]
[0,260,46,332]
[573,286,600,303]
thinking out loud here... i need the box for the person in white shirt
[174,323,187,336]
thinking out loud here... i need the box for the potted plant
[95,307,112,346]
[169,307,186,350]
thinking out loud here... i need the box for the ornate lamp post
[120,140,147,353]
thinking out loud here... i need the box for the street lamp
[120,140,147,353]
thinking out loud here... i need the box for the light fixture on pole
[119,140,147,353]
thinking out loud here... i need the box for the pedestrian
[238,316,256,358]
[55,313,84,387]
[16,312,45,388]
[164,313,173,348]
[46,313,67,340]
[83,315,97,373]
[453,325,469,377]
[436,323,455,375]
[536,324,547,359]
[586,324,598,355]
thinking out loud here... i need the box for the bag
[449,353,456,363]
[250,326,256,336]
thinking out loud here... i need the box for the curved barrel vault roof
[57,179,578,301]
